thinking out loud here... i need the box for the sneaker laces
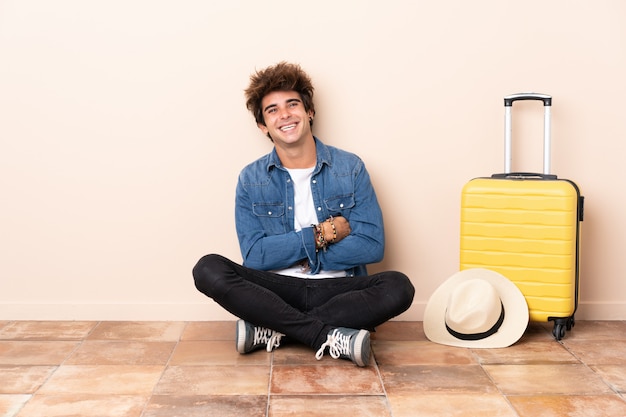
[315,328,351,360]
[254,326,284,352]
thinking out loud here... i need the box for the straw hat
[423,268,529,348]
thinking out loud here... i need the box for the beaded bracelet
[312,223,327,251]
[327,215,337,243]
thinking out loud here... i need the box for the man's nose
[278,106,291,118]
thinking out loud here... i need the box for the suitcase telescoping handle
[503,93,552,176]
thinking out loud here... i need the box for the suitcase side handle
[504,93,552,175]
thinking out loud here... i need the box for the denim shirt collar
[266,137,331,172]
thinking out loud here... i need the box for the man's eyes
[265,102,300,114]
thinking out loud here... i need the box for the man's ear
[257,123,269,135]
[257,123,273,141]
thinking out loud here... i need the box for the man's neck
[275,138,317,169]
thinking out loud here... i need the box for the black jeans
[193,253,415,349]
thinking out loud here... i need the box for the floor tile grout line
[476,334,626,410]
[5,321,626,415]
[136,320,189,417]
[371,352,395,416]
[84,320,103,340]
[267,350,275,417]
[57,321,103,366]
[472,348,523,417]
[558,338,626,397]
[7,320,103,417]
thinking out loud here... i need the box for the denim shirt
[235,137,385,277]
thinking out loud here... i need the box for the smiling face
[258,90,314,148]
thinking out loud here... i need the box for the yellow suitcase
[460,93,584,340]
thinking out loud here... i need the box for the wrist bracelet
[327,215,337,243]
[312,223,327,251]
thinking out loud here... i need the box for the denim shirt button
[317,207,322,211]
[312,179,317,184]
[340,203,344,208]
[288,206,293,210]
[268,211,272,215]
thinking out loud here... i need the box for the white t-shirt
[270,167,347,279]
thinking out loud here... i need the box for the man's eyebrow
[263,103,277,113]
[263,98,302,113]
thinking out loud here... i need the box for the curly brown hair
[245,61,316,127]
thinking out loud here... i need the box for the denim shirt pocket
[252,202,286,234]
[323,194,355,217]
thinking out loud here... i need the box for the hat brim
[423,268,529,348]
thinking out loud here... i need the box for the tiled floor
[1,320,626,417]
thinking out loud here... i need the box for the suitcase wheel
[553,322,566,340]
[566,316,575,331]
[551,316,575,341]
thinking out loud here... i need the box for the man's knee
[389,271,415,311]
[193,253,228,297]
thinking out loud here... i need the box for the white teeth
[280,124,296,131]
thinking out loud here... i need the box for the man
[193,62,414,367]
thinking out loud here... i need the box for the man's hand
[322,215,351,244]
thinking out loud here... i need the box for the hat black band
[445,302,505,341]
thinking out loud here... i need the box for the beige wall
[1,1,625,321]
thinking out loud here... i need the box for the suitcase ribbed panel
[460,178,580,322]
